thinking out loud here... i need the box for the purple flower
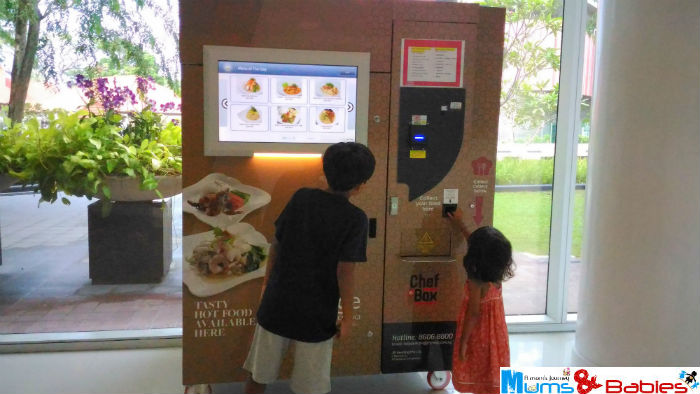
[136,76,155,97]
[72,74,180,115]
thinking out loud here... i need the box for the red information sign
[401,39,464,87]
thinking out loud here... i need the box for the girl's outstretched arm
[447,208,471,240]
[460,280,483,360]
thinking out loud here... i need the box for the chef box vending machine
[180,0,504,390]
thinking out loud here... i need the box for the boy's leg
[244,375,266,394]
[289,337,334,394]
[243,324,289,393]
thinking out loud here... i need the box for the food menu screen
[218,61,358,144]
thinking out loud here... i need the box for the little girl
[448,208,514,394]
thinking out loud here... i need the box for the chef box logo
[408,273,439,304]
[500,368,699,394]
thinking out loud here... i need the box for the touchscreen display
[218,61,358,144]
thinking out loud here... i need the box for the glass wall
[462,0,593,322]
[0,193,182,334]
[463,0,565,316]
[568,2,597,314]
[0,2,182,337]
[0,0,594,339]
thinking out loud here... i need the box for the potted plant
[0,117,23,191]
[11,75,182,204]
[5,75,184,283]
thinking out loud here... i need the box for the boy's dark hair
[463,226,514,283]
[323,142,375,192]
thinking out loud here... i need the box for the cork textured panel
[383,11,504,325]
[329,72,390,377]
[179,0,261,65]
[180,0,504,384]
[251,0,392,72]
[392,0,480,24]
[181,70,391,383]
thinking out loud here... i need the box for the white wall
[575,0,700,365]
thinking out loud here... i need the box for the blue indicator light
[413,135,425,141]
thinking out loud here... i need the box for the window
[568,2,597,315]
[462,0,592,325]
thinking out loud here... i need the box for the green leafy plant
[8,75,181,204]
[0,116,23,176]
[495,157,587,186]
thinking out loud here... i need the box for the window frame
[0,0,591,350]
[505,0,589,330]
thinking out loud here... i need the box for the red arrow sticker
[473,196,484,225]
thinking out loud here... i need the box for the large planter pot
[102,175,182,201]
[0,173,17,192]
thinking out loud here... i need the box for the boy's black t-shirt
[257,188,368,342]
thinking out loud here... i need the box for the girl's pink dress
[452,280,510,394]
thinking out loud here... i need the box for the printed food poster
[182,173,273,383]
[182,170,383,384]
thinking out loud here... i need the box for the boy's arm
[260,238,278,298]
[336,261,356,339]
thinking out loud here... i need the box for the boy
[244,142,376,394]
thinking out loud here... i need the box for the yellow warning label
[410,150,427,159]
[417,232,435,254]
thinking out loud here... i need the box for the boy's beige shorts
[243,324,334,394]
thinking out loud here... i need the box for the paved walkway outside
[0,193,182,334]
[0,192,580,334]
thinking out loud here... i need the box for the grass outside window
[494,190,585,257]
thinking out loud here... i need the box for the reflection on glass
[465,0,565,315]
[568,4,598,314]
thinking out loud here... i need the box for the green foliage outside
[4,108,181,204]
[495,157,588,185]
[1,75,182,204]
[0,0,180,122]
[0,117,23,175]
[479,0,563,132]
[494,190,586,257]
[71,54,178,95]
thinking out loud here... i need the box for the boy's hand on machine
[336,318,351,339]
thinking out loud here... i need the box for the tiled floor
[0,332,576,394]
[0,192,182,334]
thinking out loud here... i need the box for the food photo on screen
[319,108,336,124]
[238,106,262,123]
[277,78,303,96]
[315,79,343,99]
[243,77,262,93]
[277,106,299,124]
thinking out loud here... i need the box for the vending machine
[179,0,504,387]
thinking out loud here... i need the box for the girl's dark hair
[463,226,514,283]
[323,142,376,192]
